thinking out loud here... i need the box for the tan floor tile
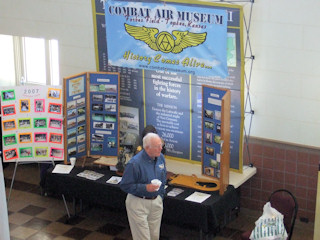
[10,226,38,239]
[75,217,107,231]
[9,212,34,225]
[82,231,114,240]
[42,221,72,235]
[37,207,66,222]
[53,237,75,240]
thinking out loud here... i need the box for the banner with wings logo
[105,0,228,77]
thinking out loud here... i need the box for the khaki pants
[126,194,163,240]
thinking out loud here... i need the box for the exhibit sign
[104,0,228,78]
[1,86,64,162]
[201,85,230,181]
[63,72,120,164]
[92,0,244,172]
[64,73,88,164]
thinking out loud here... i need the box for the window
[0,34,60,87]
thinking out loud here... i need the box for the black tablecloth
[45,166,239,233]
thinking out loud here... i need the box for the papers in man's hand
[185,191,211,203]
[77,170,104,180]
[167,188,184,197]
[106,176,122,184]
[52,164,74,174]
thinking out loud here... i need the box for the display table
[45,166,239,237]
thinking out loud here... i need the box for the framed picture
[3,134,17,146]
[35,147,48,157]
[34,99,45,112]
[34,132,48,142]
[1,89,15,101]
[50,147,64,159]
[34,118,47,128]
[48,103,62,114]
[19,147,33,158]
[2,104,16,116]
[49,133,63,144]
[4,148,18,160]
[48,88,61,99]
[49,118,62,129]
[3,119,16,131]
[20,99,30,113]
[19,133,32,143]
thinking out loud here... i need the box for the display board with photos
[0,86,64,162]
[89,72,120,157]
[202,85,230,195]
[64,72,88,164]
[63,72,120,164]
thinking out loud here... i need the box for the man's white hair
[143,132,160,149]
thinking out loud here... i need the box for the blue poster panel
[105,0,228,78]
[202,86,228,178]
[89,72,120,156]
[92,0,244,171]
[64,73,88,163]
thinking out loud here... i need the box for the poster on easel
[63,72,88,164]
[0,86,64,162]
[202,85,230,194]
[63,72,120,164]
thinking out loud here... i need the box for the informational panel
[1,86,64,162]
[64,73,88,164]
[63,72,120,164]
[89,72,120,157]
[92,0,244,171]
[201,85,230,177]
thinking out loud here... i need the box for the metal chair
[240,189,298,240]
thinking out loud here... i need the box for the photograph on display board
[3,119,16,131]
[19,133,32,143]
[1,89,15,101]
[48,103,62,114]
[19,147,33,158]
[18,118,31,129]
[49,118,63,129]
[34,132,47,142]
[3,134,17,146]
[49,133,63,144]
[48,88,61,99]
[4,148,18,161]
[20,99,30,113]
[35,147,48,157]
[34,99,45,112]
[50,147,64,159]
[2,104,16,116]
[34,118,47,128]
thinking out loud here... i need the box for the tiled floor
[2,162,315,240]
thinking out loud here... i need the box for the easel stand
[7,159,55,205]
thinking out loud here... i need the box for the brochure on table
[202,85,230,195]
[63,72,120,164]
[1,86,64,162]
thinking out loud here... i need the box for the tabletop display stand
[63,72,120,165]
[202,85,231,195]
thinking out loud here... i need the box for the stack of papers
[106,176,122,184]
[185,191,211,203]
[167,188,184,197]
[52,164,74,174]
[77,170,104,180]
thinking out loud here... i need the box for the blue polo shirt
[120,150,166,199]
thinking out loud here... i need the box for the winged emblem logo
[124,23,207,54]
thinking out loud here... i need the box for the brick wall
[241,137,320,222]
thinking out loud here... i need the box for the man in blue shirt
[120,133,166,240]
